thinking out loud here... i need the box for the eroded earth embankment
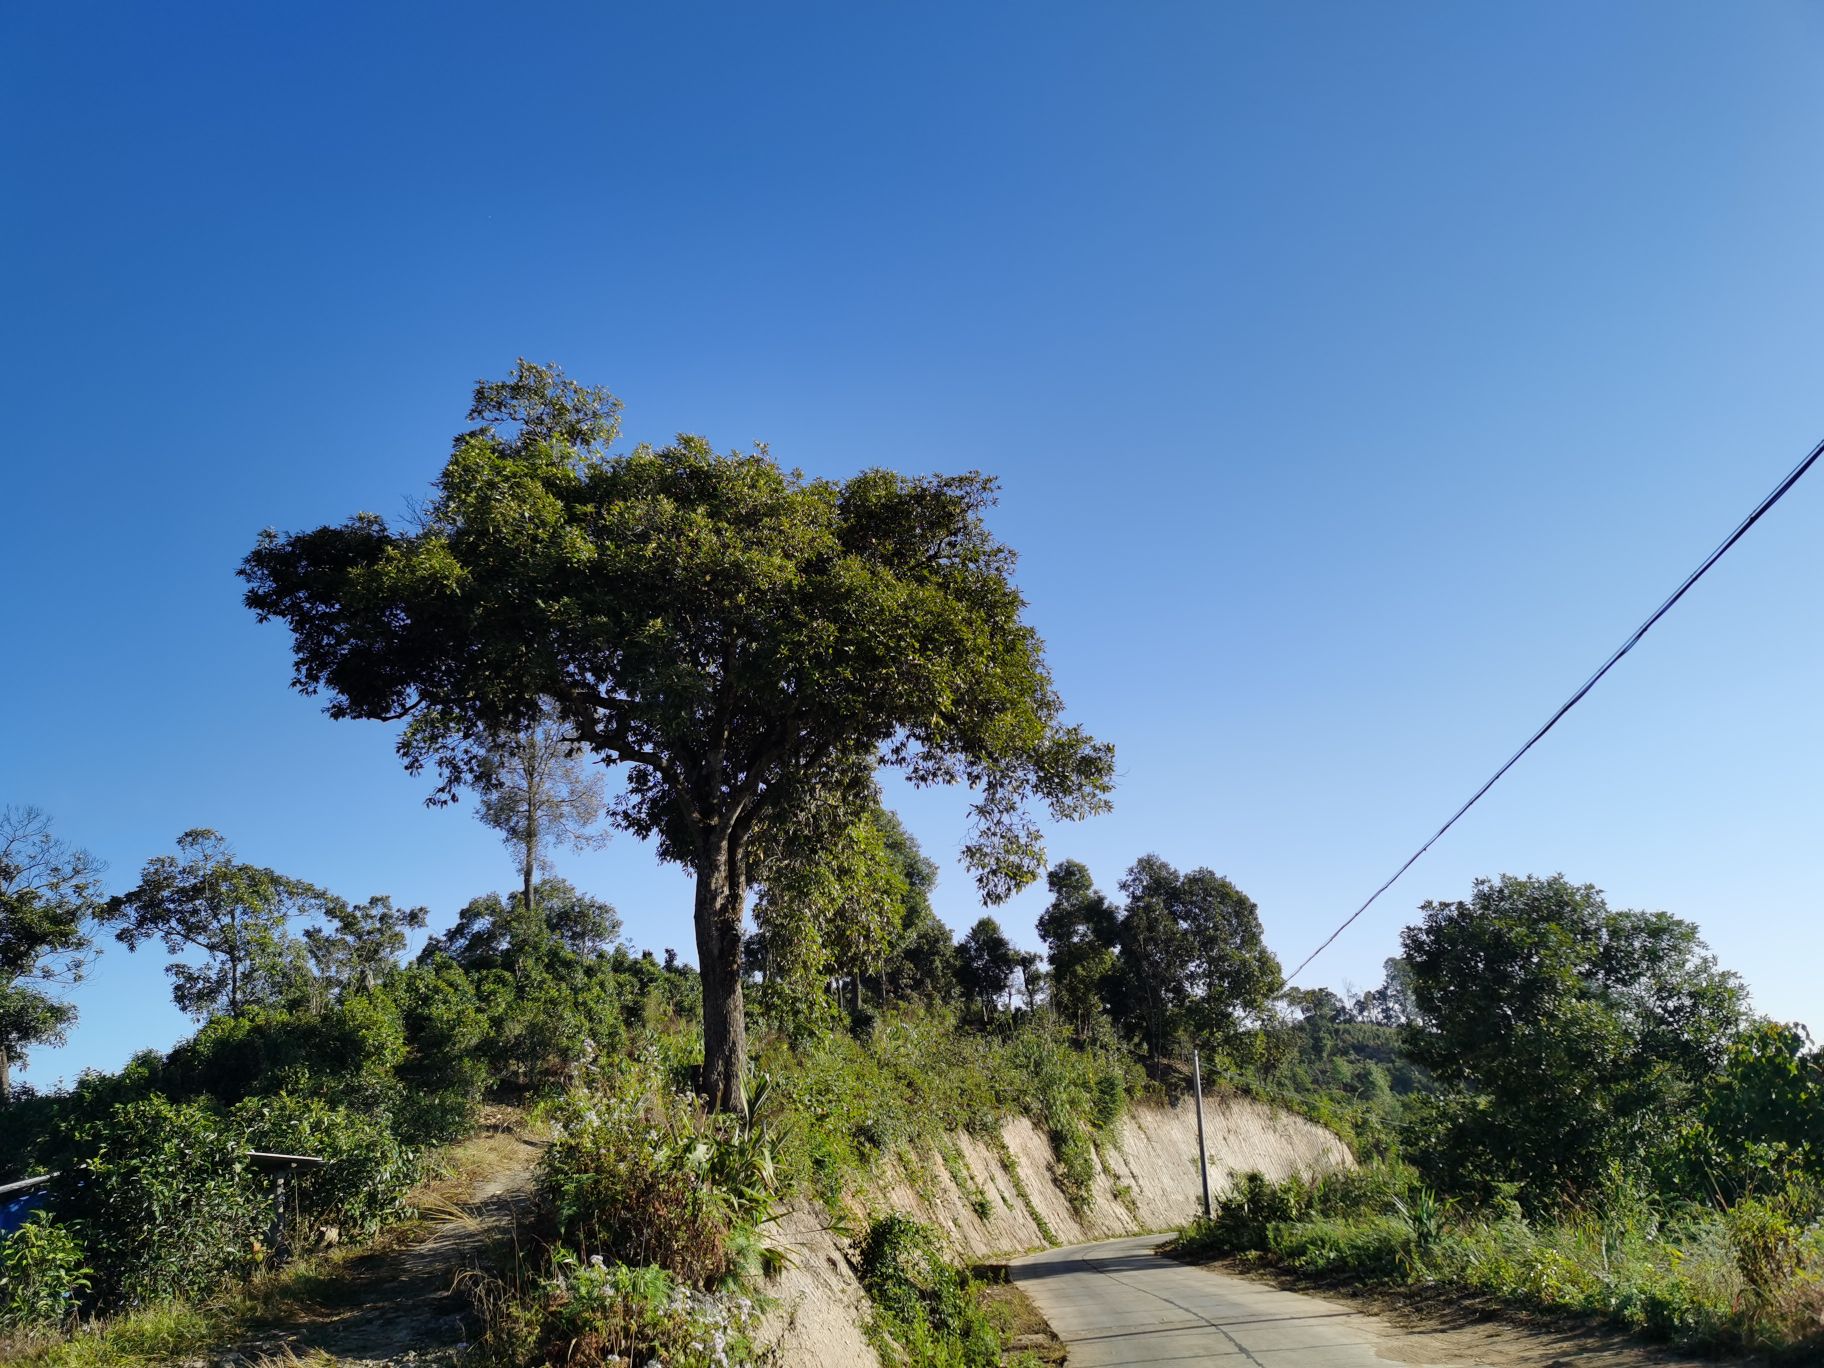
[762,1094,1352,1366]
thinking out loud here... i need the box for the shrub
[1175,1170,1316,1256]
[231,1093,419,1241]
[468,1251,762,1368]
[0,1211,91,1330]
[386,958,488,1142]
[164,993,408,1113]
[538,1060,778,1289]
[54,1094,262,1308]
[1269,1213,1410,1280]
[530,1253,761,1368]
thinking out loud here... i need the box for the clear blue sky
[4,2,1821,1085]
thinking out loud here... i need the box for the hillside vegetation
[0,807,1359,1368]
[4,372,1817,1365]
[8,795,1823,1367]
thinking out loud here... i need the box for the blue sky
[3,2,1821,1084]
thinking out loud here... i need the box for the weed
[858,1216,1002,1368]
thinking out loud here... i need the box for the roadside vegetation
[1174,875,1824,1360]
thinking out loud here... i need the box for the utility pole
[1193,1047,1212,1219]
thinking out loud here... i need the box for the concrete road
[1012,1235,1444,1367]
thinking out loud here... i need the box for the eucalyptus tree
[0,806,106,1099]
[468,700,609,913]
[241,362,1113,1107]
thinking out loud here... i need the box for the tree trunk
[522,729,542,913]
[0,1046,10,1104]
[693,840,747,1112]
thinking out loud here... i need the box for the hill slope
[763,1093,1350,1365]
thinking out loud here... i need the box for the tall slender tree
[468,700,608,913]
[242,362,1113,1107]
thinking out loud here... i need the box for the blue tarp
[0,1189,49,1235]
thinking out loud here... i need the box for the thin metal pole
[1192,1048,1212,1219]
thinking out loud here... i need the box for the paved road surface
[1012,1234,1443,1367]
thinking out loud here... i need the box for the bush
[387,958,488,1142]
[1269,1213,1411,1279]
[538,1060,778,1289]
[231,1093,419,1241]
[53,1095,262,1308]
[858,1215,1001,1368]
[164,994,407,1113]
[1174,1170,1316,1256]
[514,1252,762,1368]
[1170,1164,1824,1356]
[0,1211,91,1330]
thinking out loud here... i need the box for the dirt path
[225,1126,544,1367]
[1014,1235,1738,1368]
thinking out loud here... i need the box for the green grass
[759,1010,1138,1227]
[3,1298,230,1367]
[1173,1168,1824,1359]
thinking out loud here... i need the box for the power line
[1283,433,1824,987]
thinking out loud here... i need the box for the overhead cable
[1283,433,1824,986]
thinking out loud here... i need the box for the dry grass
[971,1263,1067,1366]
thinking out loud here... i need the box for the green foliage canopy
[1104,854,1280,1063]
[955,916,1017,1020]
[0,807,105,1100]
[1400,873,1750,1203]
[240,362,1113,1106]
[1037,859,1120,1040]
[109,829,336,1021]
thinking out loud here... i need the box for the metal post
[1193,1047,1212,1219]
[268,1172,289,1262]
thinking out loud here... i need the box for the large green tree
[1401,873,1749,1202]
[0,806,106,1100]
[110,829,334,1020]
[1110,855,1278,1063]
[240,363,1113,1107]
[1037,859,1119,1039]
